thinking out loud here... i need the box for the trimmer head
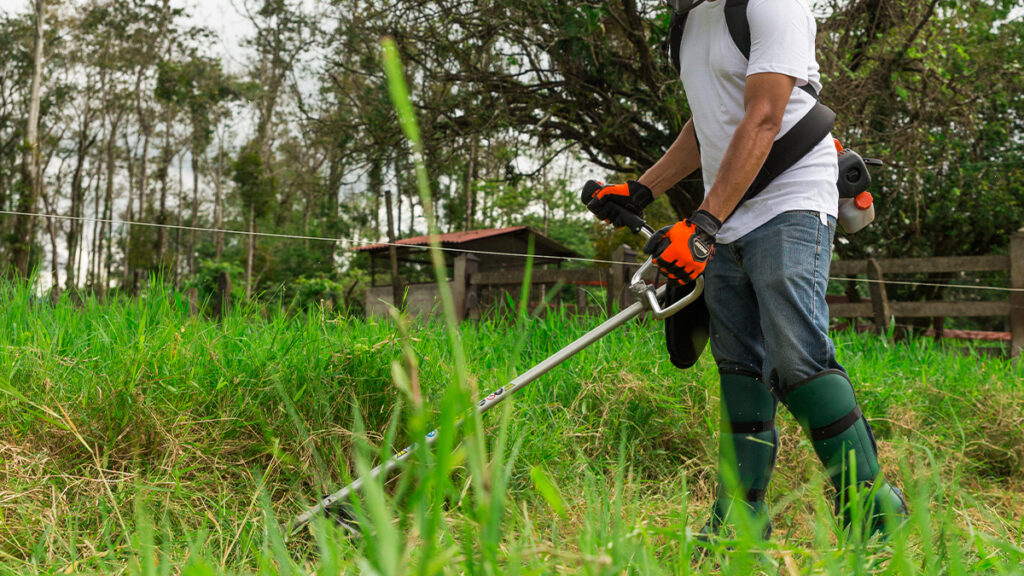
[325,499,361,538]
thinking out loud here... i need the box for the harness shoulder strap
[670,0,749,74]
[668,11,688,75]
[724,0,751,60]
[743,102,836,202]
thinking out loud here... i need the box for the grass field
[1,281,1023,575]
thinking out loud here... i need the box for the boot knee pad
[783,370,880,489]
[718,372,779,506]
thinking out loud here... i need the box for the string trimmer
[287,191,700,536]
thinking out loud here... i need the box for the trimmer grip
[619,211,647,234]
[581,179,649,234]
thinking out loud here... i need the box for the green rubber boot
[782,370,908,536]
[700,372,778,542]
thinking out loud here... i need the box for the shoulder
[747,0,814,21]
[745,0,815,41]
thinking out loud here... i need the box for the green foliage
[155,56,240,152]
[232,143,277,218]
[2,0,1023,326]
[820,1,1024,261]
[187,258,244,302]
[286,275,347,311]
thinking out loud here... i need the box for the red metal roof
[355,226,532,252]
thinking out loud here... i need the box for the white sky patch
[0,0,255,71]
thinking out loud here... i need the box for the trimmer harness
[664,0,837,204]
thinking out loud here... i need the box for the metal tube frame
[288,225,705,534]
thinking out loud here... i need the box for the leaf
[530,465,567,517]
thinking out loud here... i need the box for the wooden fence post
[1011,229,1024,358]
[453,253,480,321]
[607,244,636,314]
[214,271,231,321]
[132,269,143,296]
[867,258,893,337]
[186,287,198,317]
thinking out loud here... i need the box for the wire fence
[2,208,1023,294]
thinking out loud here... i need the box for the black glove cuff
[689,209,722,238]
[628,180,655,210]
[642,224,672,255]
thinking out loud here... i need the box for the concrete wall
[365,282,455,317]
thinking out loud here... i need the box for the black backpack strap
[722,0,834,202]
[724,0,751,60]
[742,101,836,202]
[668,0,836,204]
[667,10,688,74]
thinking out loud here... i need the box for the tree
[10,0,46,278]
[155,54,240,276]
[232,142,276,298]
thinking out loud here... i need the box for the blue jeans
[704,210,844,392]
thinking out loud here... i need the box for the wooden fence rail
[827,228,1023,358]
[462,229,1024,357]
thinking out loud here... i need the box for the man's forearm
[638,119,701,197]
[699,72,795,222]
[697,115,779,221]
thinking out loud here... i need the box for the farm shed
[355,226,582,319]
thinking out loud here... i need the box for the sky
[0,0,254,71]
[3,0,1021,54]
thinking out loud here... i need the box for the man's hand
[643,210,722,285]
[581,180,654,229]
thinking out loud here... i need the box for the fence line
[3,209,1024,302]
[0,209,632,268]
[451,231,1024,357]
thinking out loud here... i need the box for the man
[583,0,907,539]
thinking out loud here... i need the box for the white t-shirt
[678,0,839,243]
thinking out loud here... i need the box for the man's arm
[580,121,699,229]
[699,72,796,222]
[637,119,701,197]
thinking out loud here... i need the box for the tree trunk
[175,150,184,288]
[214,142,224,259]
[78,161,102,289]
[39,183,59,295]
[245,202,255,299]
[11,0,46,279]
[126,64,153,286]
[101,116,123,296]
[378,162,402,311]
[189,147,200,275]
[123,130,136,287]
[464,138,477,231]
[156,110,172,270]
[99,125,118,291]
[89,159,101,287]
[65,122,94,290]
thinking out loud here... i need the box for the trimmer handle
[582,180,649,235]
[631,218,701,318]
[583,182,700,317]
[631,255,704,319]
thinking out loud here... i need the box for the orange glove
[643,210,721,285]
[581,180,653,230]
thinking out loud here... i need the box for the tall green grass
[1,279,1023,574]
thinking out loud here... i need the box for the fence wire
[2,209,1023,294]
